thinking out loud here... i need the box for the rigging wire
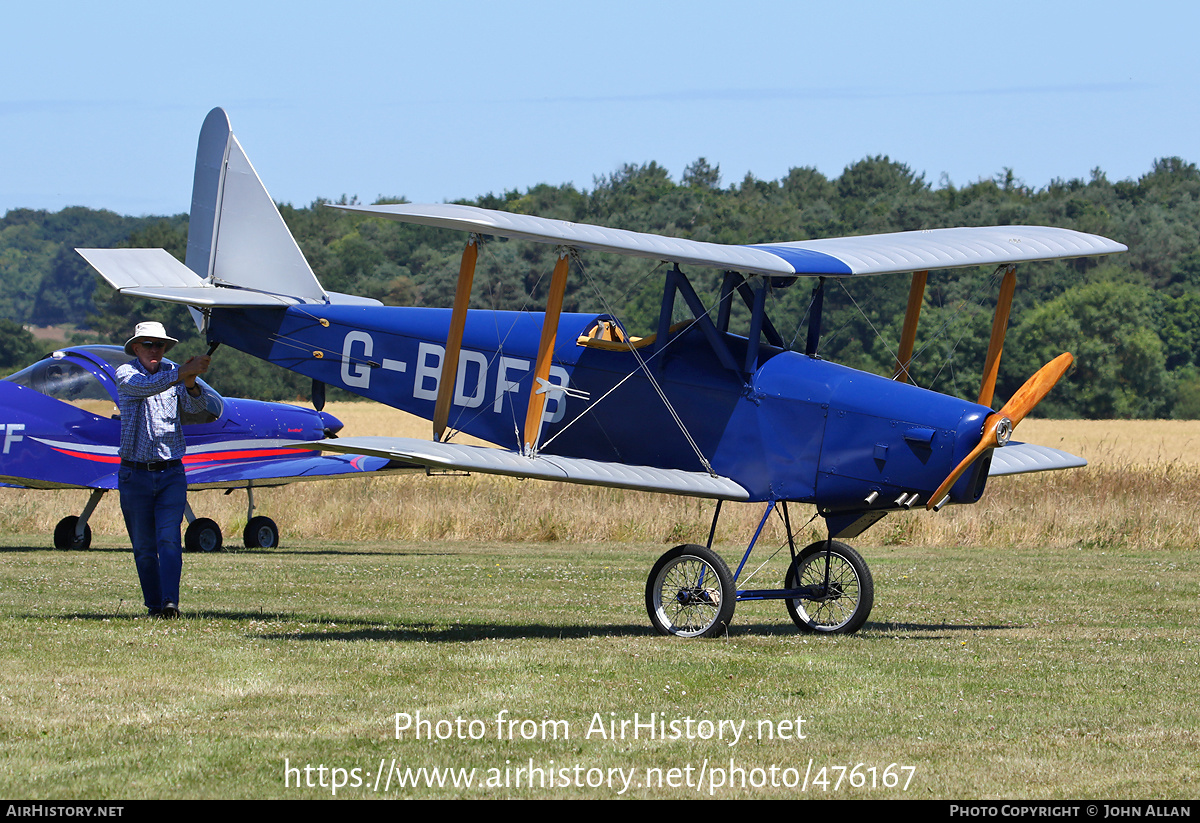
[538,251,719,476]
[734,508,819,589]
[819,264,1009,392]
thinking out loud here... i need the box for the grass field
[0,410,1197,799]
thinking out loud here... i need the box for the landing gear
[53,516,91,550]
[184,517,223,553]
[179,486,282,552]
[784,541,874,634]
[243,516,279,549]
[640,501,876,638]
[47,486,284,552]
[645,544,735,638]
[51,489,104,549]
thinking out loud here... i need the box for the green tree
[1004,280,1170,418]
[0,319,43,375]
[682,158,721,190]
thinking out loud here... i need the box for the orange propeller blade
[997,352,1073,426]
[925,353,1073,511]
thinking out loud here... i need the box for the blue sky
[3,1,1196,218]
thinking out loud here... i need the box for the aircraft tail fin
[80,108,379,313]
[185,107,327,301]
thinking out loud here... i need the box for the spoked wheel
[243,516,279,549]
[53,516,91,550]
[785,540,874,634]
[184,518,223,553]
[645,544,735,638]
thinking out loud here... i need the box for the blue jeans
[118,463,187,611]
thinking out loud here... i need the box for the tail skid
[79,107,378,316]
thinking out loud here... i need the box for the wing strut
[522,249,571,455]
[977,265,1017,407]
[433,235,479,441]
[892,271,928,382]
[804,278,826,356]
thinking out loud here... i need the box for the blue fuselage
[211,305,993,510]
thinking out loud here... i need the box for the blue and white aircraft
[0,344,399,551]
[80,108,1126,637]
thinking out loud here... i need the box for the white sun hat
[124,321,179,356]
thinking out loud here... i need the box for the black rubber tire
[645,544,736,638]
[243,516,279,549]
[184,518,223,553]
[53,516,91,550]
[784,540,874,634]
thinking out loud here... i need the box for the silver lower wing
[988,442,1086,477]
[317,437,750,500]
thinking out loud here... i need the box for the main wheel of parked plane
[784,540,874,634]
[243,516,279,549]
[184,518,223,553]
[645,544,736,638]
[53,516,91,550]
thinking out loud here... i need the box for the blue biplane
[0,344,398,551]
[80,108,1126,637]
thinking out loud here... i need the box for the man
[116,321,211,618]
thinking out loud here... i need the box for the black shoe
[162,602,179,619]
[147,608,164,618]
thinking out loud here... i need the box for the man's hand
[177,355,211,388]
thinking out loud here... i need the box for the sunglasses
[137,340,167,350]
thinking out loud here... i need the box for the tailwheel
[785,540,874,634]
[645,544,735,638]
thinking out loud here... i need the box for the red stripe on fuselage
[49,446,315,465]
[49,449,120,464]
[183,448,315,464]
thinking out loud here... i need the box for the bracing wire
[734,508,819,589]
[824,264,1009,391]
[539,251,720,476]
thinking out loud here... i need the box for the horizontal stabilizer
[317,436,751,500]
[988,442,1087,477]
[77,248,380,308]
[337,203,1127,278]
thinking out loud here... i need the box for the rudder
[184,107,328,303]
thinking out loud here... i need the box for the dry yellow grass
[4,403,1198,552]
[1019,419,1200,467]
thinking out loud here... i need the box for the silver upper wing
[337,203,1127,278]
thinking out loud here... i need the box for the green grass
[0,536,1195,799]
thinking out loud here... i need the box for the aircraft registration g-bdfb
[80,108,1127,638]
[0,344,399,552]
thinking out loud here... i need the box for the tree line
[1,154,1198,417]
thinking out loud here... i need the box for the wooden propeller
[926,353,1074,510]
